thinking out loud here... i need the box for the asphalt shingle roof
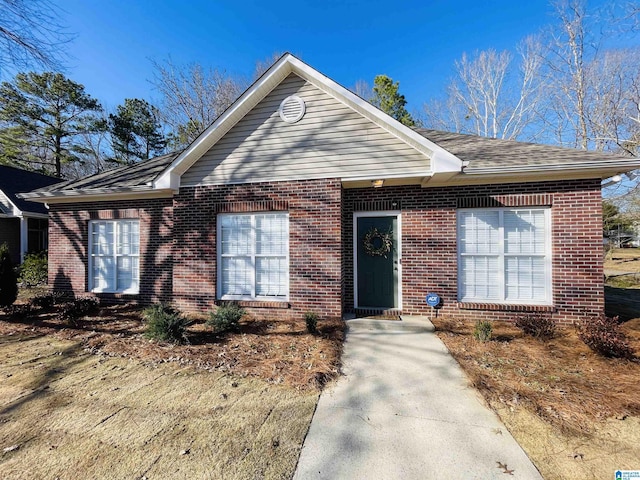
[24,130,627,197]
[29,152,180,194]
[0,165,61,214]
[416,128,624,169]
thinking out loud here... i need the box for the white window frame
[457,207,552,305]
[217,212,290,302]
[88,219,140,294]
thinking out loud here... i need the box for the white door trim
[353,211,402,309]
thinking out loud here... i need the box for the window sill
[91,290,139,295]
[457,302,554,312]
[217,299,290,309]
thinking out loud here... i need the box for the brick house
[0,165,60,264]
[21,54,640,323]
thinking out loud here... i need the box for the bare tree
[352,80,373,101]
[422,37,543,139]
[253,52,286,80]
[0,0,72,74]
[150,58,244,148]
[539,0,591,149]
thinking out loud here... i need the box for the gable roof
[152,53,461,191]
[0,165,60,215]
[19,53,640,203]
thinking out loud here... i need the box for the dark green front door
[356,215,399,309]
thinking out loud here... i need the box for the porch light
[371,179,384,188]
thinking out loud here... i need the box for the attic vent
[278,95,305,123]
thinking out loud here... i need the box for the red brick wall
[343,179,604,324]
[173,179,343,319]
[47,177,603,325]
[48,198,173,304]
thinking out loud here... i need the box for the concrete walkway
[294,316,543,480]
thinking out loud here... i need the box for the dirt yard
[0,333,318,479]
[0,295,344,479]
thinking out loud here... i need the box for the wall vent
[278,95,305,123]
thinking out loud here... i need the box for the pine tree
[371,75,416,127]
[0,72,102,176]
[109,98,167,164]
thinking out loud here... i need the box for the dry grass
[0,298,344,391]
[605,247,640,276]
[432,314,640,479]
[0,334,317,479]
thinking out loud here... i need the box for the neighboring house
[20,54,640,323]
[0,165,61,264]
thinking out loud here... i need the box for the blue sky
[50,0,600,113]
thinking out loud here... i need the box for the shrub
[473,319,492,342]
[3,303,31,317]
[143,303,191,343]
[514,313,557,339]
[207,302,245,334]
[577,315,634,359]
[19,252,48,286]
[31,291,69,310]
[304,311,319,334]
[59,296,99,326]
[0,243,18,307]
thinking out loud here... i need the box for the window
[218,213,289,300]
[457,208,551,304]
[27,218,48,253]
[89,220,139,294]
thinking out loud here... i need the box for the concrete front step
[345,315,435,333]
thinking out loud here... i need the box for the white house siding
[181,74,431,186]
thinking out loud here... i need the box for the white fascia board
[465,158,640,177]
[287,56,462,174]
[154,54,296,190]
[21,212,48,219]
[0,189,22,217]
[153,54,464,190]
[18,187,175,204]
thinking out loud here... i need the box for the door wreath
[363,227,393,258]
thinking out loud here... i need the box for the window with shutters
[457,208,551,304]
[89,220,140,294]
[217,213,289,301]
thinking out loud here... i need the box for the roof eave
[18,187,176,204]
[422,160,640,187]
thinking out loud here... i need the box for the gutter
[17,187,176,204]
[464,158,640,176]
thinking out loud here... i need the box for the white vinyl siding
[458,208,551,304]
[89,220,139,294]
[181,74,430,186]
[218,213,289,301]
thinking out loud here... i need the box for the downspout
[19,216,28,263]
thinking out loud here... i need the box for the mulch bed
[0,302,344,391]
[432,317,640,433]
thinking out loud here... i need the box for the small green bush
[577,315,634,359]
[304,311,319,334]
[0,243,18,307]
[473,319,492,342]
[30,291,68,310]
[59,296,99,326]
[207,302,245,334]
[19,252,48,286]
[143,303,191,343]
[514,313,557,340]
